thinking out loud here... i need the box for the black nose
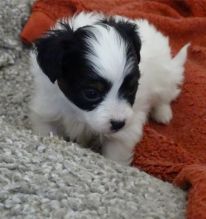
[110,120,125,131]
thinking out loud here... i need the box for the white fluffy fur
[30,12,189,165]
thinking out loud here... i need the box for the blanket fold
[21,0,206,218]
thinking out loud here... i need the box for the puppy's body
[30,12,188,165]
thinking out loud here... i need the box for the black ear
[102,18,141,63]
[34,24,74,83]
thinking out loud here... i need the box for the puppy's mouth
[92,128,119,136]
[110,129,122,134]
[104,127,125,136]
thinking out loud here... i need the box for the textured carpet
[0,0,186,218]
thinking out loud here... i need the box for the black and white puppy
[30,12,189,165]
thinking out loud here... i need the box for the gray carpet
[0,0,187,218]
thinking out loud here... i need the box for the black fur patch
[100,18,141,63]
[100,18,141,105]
[118,70,139,106]
[35,23,111,111]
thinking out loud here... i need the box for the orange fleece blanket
[21,1,206,218]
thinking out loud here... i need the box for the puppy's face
[35,17,141,134]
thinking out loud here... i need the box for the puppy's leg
[151,44,189,125]
[30,111,61,136]
[151,103,172,124]
[102,138,134,165]
[102,112,146,165]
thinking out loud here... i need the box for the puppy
[30,12,189,165]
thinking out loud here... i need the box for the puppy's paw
[151,104,172,124]
[102,140,133,166]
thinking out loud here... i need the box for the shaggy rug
[0,0,186,218]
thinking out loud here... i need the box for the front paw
[102,141,134,166]
[151,104,172,124]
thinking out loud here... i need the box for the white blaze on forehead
[85,25,129,82]
[53,12,105,31]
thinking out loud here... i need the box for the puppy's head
[35,16,141,134]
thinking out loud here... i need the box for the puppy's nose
[110,120,125,131]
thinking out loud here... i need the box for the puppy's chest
[61,114,102,153]
[61,115,92,145]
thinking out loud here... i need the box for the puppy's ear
[34,24,74,83]
[117,21,141,63]
[103,19,141,63]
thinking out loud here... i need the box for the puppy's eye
[125,81,138,96]
[82,88,101,102]
[127,85,137,96]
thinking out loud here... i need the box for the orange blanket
[21,1,206,218]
